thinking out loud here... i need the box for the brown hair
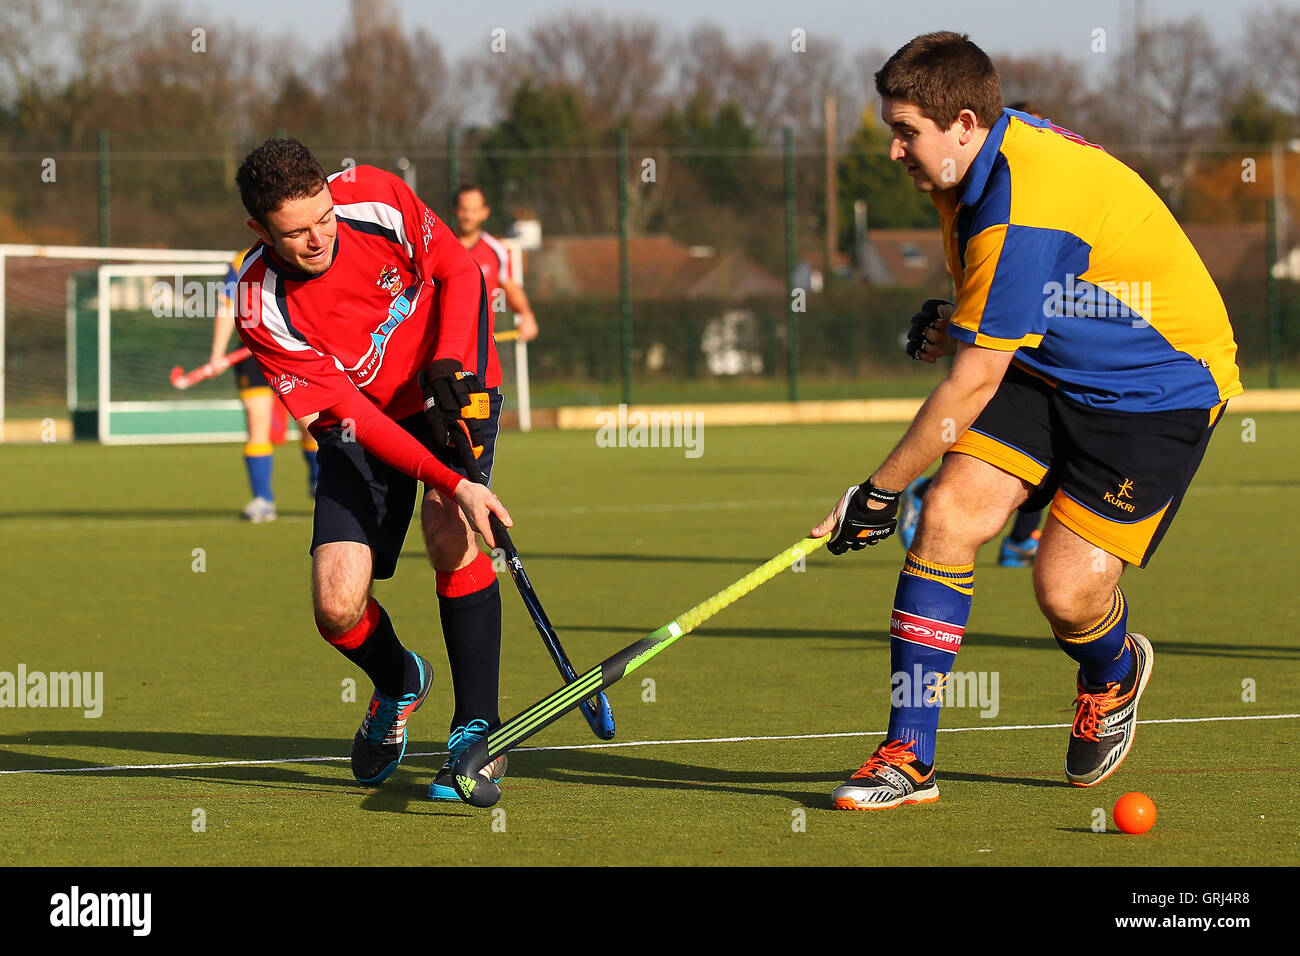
[236,138,328,226]
[453,183,488,205]
[875,32,1002,130]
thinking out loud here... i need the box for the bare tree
[995,53,1098,126]
[1137,16,1224,147]
[472,11,666,129]
[1244,3,1300,127]
[0,1,60,103]
[675,25,786,135]
[316,0,449,148]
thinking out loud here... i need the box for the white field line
[2,712,1296,776]
[1,484,1293,534]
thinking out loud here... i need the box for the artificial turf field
[1,414,1297,868]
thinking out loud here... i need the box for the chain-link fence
[2,130,1296,437]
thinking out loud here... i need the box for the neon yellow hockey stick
[452,534,830,806]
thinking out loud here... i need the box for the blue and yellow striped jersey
[933,109,1242,412]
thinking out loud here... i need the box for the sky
[164,0,1289,69]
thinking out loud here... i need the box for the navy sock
[1054,587,1131,686]
[886,551,974,765]
[1009,509,1041,542]
[438,569,502,731]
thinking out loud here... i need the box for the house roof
[526,236,784,300]
[1181,223,1268,285]
[862,229,950,288]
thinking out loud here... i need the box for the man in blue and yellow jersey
[813,32,1242,810]
[210,247,320,522]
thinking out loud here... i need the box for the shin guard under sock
[437,552,502,729]
[1053,587,1130,686]
[886,551,974,765]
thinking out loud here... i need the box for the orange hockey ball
[1113,792,1157,834]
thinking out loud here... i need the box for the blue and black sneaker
[428,718,509,800]
[897,477,931,551]
[351,652,433,786]
[997,529,1041,567]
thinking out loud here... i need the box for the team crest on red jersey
[377,265,402,295]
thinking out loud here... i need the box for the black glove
[905,298,954,361]
[826,480,901,554]
[418,359,489,458]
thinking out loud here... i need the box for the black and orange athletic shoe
[1066,633,1153,786]
[832,739,939,810]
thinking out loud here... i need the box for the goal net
[1,245,235,443]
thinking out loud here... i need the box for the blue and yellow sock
[244,441,273,500]
[886,551,974,766]
[1054,587,1130,686]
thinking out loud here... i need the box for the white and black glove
[826,480,901,555]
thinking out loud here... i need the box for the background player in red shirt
[233,139,513,797]
[453,184,539,343]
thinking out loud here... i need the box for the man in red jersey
[233,139,510,798]
[452,183,539,343]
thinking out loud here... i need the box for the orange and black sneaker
[1066,633,1153,787]
[832,739,939,810]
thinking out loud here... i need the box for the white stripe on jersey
[332,199,414,259]
[244,249,345,372]
[480,232,511,283]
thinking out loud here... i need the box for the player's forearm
[503,280,532,317]
[327,393,464,498]
[869,346,1009,490]
[211,300,236,359]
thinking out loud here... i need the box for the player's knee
[313,592,368,634]
[427,532,475,572]
[916,479,1004,550]
[422,494,474,570]
[1034,579,1100,633]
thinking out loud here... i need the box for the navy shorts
[948,364,1224,568]
[234,354,270,392]
[309,390,504,580]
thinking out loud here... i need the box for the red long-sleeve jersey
[235,165,501,497]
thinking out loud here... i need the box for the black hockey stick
[449,425,616,741]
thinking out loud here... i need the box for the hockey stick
[169,347,250,390]
[493,328,521,342]
[450,532,830,806]
[449,426,617,741]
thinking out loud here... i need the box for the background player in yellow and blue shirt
[813,32,1242,810]
[209,248,319,522]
